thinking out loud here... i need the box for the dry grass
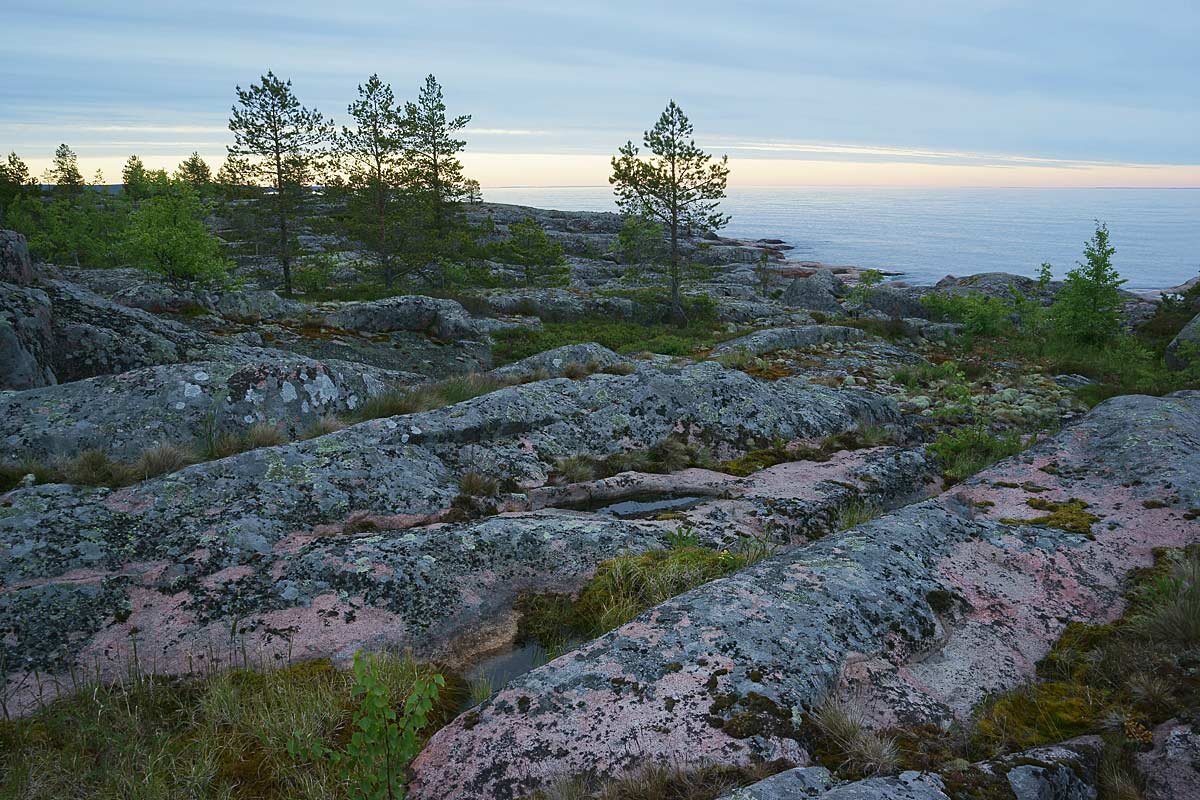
[353,374,511,421]
[243,422,286,450]
[300,416,347,440]
[128,443,195,482]
[809,697,900,778]
[459,470,500,497]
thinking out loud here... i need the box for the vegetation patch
[1000,497,1100,536]
[718,426,895,477]
[970,546,1200,766]
[928,425,1027,486]
[492,318,741,364]
[0,654,463,800]
[351,373,511,422]
[517,534,764,649]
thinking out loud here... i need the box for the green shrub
[1049,222,1125,346]
[517,538,759,648]
[124,179,230,285]
[291,652,444,800]
[488,217,569,287]
[920,293,1013,336]
[928,425,1026,485]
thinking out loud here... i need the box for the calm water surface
[483,186,1200,292]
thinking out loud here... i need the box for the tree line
[0,73,730,315]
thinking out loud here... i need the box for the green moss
[1000,497,1099,535]
[972,681,1108,754]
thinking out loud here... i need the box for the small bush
[63,448,125,487]
[290,652,444,800]
[353,374,510,421]
[928,425,1026,486]
[808,697,899,778]
[244,422,286,450]
[561,361,593,380]
[555,455,598,484]
[301,416,347,440]
[0,458,62,493]
[130,443,195,481]
[459,471,500,497]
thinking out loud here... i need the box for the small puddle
[590,494,705,519]
[461,639,583,708]
[464,642,551,688]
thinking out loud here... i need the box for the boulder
[719,740,1100,799]
[1,229,33,284]
[0,283,56,390]
[1165,312,1200,371]
[39,279,276,381]
[0,357,409,462]
[712,325,868,357]
[781,272,844,313]
[0,362,903,713]
[859,286,928,319]
[933,272,1057,302]
[214,288,305,321]
[324,295,512,340]
[488,343,628,381]
[1137,721,1200,800]
[409,392,1200,799]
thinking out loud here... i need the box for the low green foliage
[488,217,570,287]
[1000,497,1100,536]
[920,293,1013,336]
[492,318,736,363]
[290,652,444,800]
[972,547,1200,758]
[1,656,457,800]
[518,536,764,648]
[846,268,883,307]
[719,427,896,477]
[530,760,786,800]
[928,425,1027,486]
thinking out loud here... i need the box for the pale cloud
[3,0,1195,187]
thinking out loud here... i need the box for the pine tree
[1051,222,1127,345]
[46,143,85,198]
[402,74,473,280]
[339,74,409,287]
[0,152,35,221]
[122,155,150,198]
[610,101,730,322]
[228,71,332,295]
[175,152,213,188]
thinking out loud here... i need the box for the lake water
[483,186,1200,292]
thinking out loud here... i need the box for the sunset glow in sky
[3,1,1197,188]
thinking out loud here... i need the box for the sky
[2,0,1198,188]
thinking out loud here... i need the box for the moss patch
[1001,497,1099,536]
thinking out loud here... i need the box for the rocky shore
[2,207,1199,799]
